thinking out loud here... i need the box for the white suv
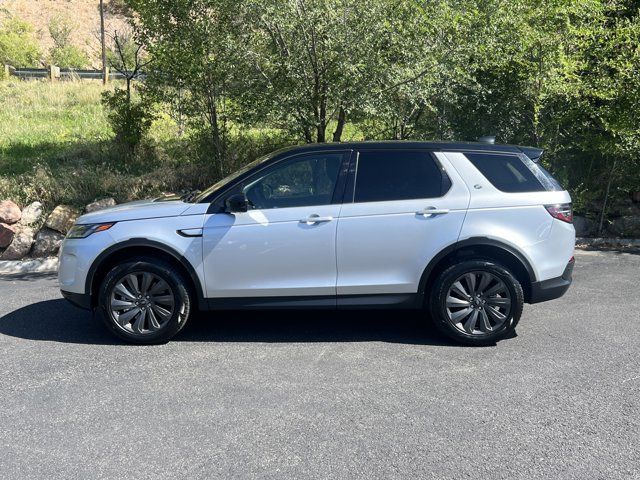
[59,141,575,345]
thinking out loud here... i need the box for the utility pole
[99,0,107,84]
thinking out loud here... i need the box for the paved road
[0,249,638,479]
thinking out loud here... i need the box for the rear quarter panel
[443,151,575,282]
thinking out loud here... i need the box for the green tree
[102,87,154,153]
[241,0,390,143]
[122,0,639,229]
[0,18,40,67]
[358,0,480,141]
[48,16,89,68]
[102,28,154,154]
[129,0,240,172]
[547,0,640,232]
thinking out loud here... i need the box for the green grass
[0,80,112,174]
[0,79,291,211]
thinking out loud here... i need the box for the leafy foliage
[1,1,638,229]
[128,0,242,173]
[50,46,89,69]
[47,16,89,68]
[120,0,639,228]
[0,18,40,67]
[101,88,154,154]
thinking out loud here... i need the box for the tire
[428,259,524,346]
[97,257,192,344]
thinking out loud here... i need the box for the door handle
[300,214,333,224]
[416,207,450,216]
[176,228,203,237]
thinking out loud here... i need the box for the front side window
[243,153,344,209]
[464,152,546,193]
[353,150,451,203]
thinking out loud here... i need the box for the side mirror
[225,193,249,213]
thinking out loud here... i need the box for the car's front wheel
[429,259,523,345]
[98,257,192,344]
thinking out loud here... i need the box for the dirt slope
[0,0,129,67]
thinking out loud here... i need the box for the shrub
[101,88,154,154]
[50,45,89,69]
[0,18,41,67]
[47,16,88,69]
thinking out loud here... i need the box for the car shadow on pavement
[0,298,473,347]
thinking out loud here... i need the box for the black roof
[272,140,543,161]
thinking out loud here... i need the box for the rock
[573,216,597,237]
[85,197,116,213]
[0,223,16,248]
[610,215,640,238]
[19,201,43,225]
[31,228,65,257]
[1,226,34,260]
[0,200,21,224]
[45,205,80,234]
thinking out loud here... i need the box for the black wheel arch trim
[85,238,207,309]
[418,237,537,296]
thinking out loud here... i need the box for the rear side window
[464,152,545,193]
[354,150,451,203]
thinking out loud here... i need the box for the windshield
[193,153,274,203]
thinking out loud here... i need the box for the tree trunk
[316,123,326,143]
[205,92,224,175]
[211,114,223,175]
[315,80,327,143]
[177,88,185,137]
[598,158,617,235]
[302,126,313,143]
[332,105,346,142]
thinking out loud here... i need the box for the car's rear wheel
[429,259,523,345]
[98,258,191,344]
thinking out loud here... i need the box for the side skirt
[205,293,421,310]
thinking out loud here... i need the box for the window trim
[207,150,352,213]
[343,149,452,205]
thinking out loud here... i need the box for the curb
[576,237,640,248]
[0,257,59,275]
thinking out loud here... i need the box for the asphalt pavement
[0,249,638,479]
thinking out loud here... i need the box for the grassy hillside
[0,80,110,175]
[0,79,293,211]
[0,0,129,67]
[0,80,219,209]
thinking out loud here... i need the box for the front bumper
[528,257,574,304]
[61,290,92,310]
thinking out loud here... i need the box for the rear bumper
[61,290,92,310]
[528,257,574,304]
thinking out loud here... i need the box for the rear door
[336,149,469,302]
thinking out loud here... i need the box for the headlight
[66,223,115,239]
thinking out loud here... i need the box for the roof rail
[478,136,496,144]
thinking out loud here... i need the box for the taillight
[545,203,573,223]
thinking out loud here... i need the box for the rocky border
[0,198,116,262]
[575,237,640,249]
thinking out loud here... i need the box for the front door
[202,151,349,302]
